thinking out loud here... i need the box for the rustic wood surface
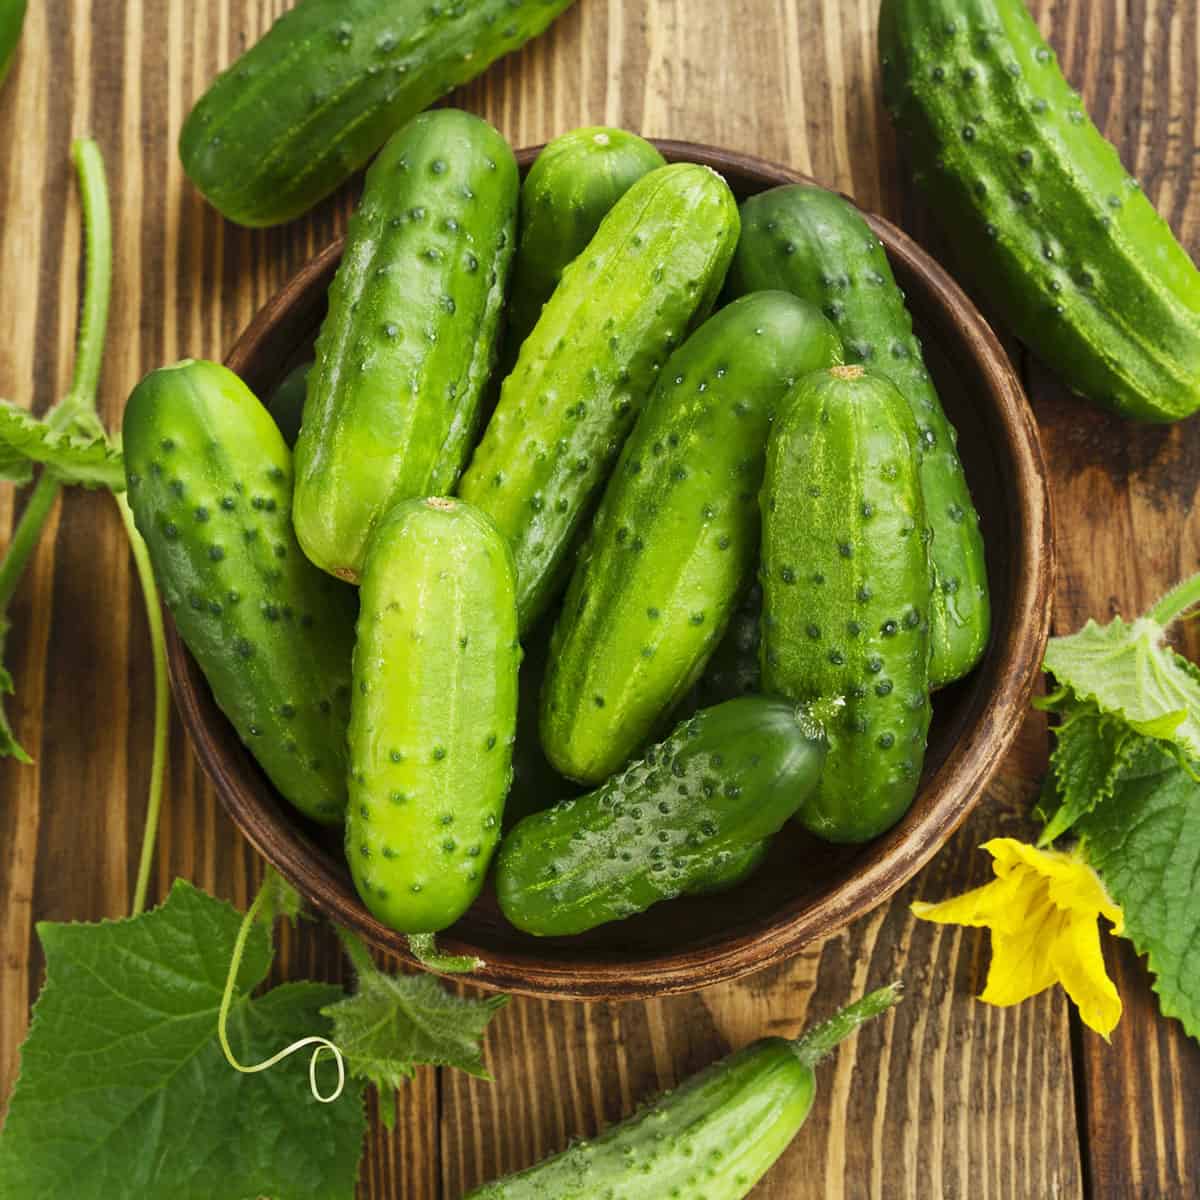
[0,1,1196,1197]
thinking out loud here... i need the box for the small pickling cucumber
[541,292,841,784]
[504,127,666,359]
[761,365,932,843]
[179,0,577,227]
[346,497,520,934]
[122,360,355,824]
[879,0,1200,422]
[293,110,518,583]
[267,362,310,449]
[695,582,763,708]
[0,0,26,86]
[464,984,901,1199]
[728,183,988,687]
[496,697,826,937]
[458,162,741,632]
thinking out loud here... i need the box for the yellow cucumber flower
[911,837,1124,1039]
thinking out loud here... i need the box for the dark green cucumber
[179,0,576,227]
[496,697,825,937]
[459,162,740,632]
[347,497,520,934]
[504,128,666,359]
[122,360,355,824]
[541,292,840,784]
[761,365,931,843]
[267,362,311,448]
[729,184,988,687]
[293,110,518,583]
[879,0,1200,422]
[464,984,900,1200]
[696,582,763,707]
[0,0,26,86]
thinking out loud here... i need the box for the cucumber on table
[729,183,989,687]
[179,0,577,227]
[464,984,900,1199]
[346,497,520,934]
[541,291,841,785]
[504,127,666,361]
[497,696,826,937]
[122,360,356,824]
[879,0,1200,422]
[458,162,741,632]
[293,110,518,583]
[761,365,932,843]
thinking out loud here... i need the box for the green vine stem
[116,492,168,917]
[217,871,346,1103]
[1149,569,1200,627]
[791,982,902,1068]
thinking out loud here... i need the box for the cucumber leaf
[322,927,507,1129]
[0,879,366,1200]
[1077,738,1200,1039]
[1044,615,1200,759]
[0,400,125,490]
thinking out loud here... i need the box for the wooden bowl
[167,141,1054,1000]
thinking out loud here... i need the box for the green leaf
[0,617,31,762]
[1077,739,1200,1040]
[1044,615,1200,759]
[1039,704,1141,843]
[0,400,124,490]
[0,879,366,1200]
[323,928,506,1129]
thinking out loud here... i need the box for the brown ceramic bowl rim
[167,139,1055,1000]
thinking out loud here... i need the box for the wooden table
[1,2,1197,1196]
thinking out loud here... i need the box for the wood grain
[0,1,1194,1197]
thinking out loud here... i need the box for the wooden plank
[1026,2,1200,1197]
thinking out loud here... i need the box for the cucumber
[496,697,826,937]
[696,582,763,707]
[504,128,666,360]
[459,162,741,632]
[541,292,841,784]
[267,361,311,448]
[179,0,576,227]
[346,497,520,934]
[122,360,355,824]
[728,184,988,687]
[879,0,1200,422]
[761,365,931,843]
[0,0,26,86]
[464,984,900,1200]
[293,110,518,583]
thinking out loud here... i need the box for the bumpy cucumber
[504,128,666,359]
[179,0,576,227]
[541,292,840,784]
[458,162,740,631]
[293,111,518,583]
[267,362,310,449]
[346,497,520,934]
[729,184,988,687]
[879,0,1200,422]
[0,0,26,86]
[496,697,825,937]
[696,582,763,708]
[123,360,355,823]
[761,366,931,843]
[464,985,899,1200]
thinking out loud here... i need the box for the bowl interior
[172,141,1052,999]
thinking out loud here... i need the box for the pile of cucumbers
[125,112,991,945]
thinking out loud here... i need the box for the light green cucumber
[729,183,988,687]
[541,292,841,784]
[761,365,932,843]
[504,127,666,359]
[458,162,741,632]
[293,110,518,583]
[346,497,520,934]
[267,361,311,449]
[122,360,355,824]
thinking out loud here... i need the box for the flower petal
[979,906,1063,1007]
[1050,912,1123,1039]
